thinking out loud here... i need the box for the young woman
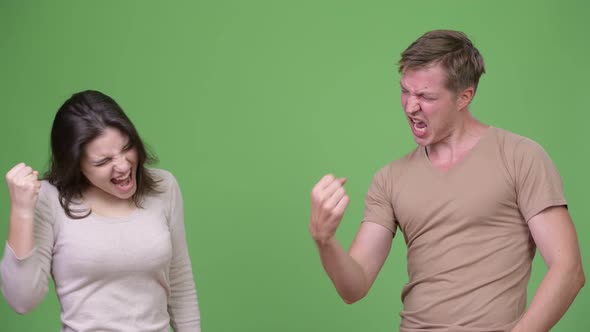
[1,90,201,331]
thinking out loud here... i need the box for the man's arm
[310,175,393,304]
[511,206,585,332]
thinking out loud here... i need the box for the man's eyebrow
[400,84,434,96]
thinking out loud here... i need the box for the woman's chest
[51,208,172,280]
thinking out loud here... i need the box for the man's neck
[425,113,489,171]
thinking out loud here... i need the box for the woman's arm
[1,163,55,314]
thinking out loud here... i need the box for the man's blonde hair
[399,30,486,95]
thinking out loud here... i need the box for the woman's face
[80,127,138,201]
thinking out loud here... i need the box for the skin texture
[511,206,585,332]
[400,64,488,170]
[401,64,466,148]
[310,63,585,330]
[5,163,40,257]
[80,127,138,217]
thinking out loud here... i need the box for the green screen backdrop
[1,1,588,331]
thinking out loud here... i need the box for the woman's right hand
[6,163,41,216]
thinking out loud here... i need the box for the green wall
[1,1,588,331]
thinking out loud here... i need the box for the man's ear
[457,86,475,110]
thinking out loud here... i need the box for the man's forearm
[316,237,369,304]
[512,263,585,332]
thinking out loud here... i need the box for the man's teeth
[412,120,426,131]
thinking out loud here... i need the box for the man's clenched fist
[310,174,350,245]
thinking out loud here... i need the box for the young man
[309,30,585,332]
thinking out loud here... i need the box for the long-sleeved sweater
[1,168,201,331]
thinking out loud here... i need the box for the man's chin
[413,136,430,147]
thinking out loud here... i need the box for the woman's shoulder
[39,180,59,200]
[148,168,173,181]
[146,168,180,192]
[35,180,60,220]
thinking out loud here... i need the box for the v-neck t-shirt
[363,127,566,332]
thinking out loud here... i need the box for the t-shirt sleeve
[165,173,201,332]
[0,182,55,314]
[513,138,567,222]
[362,167,397,235]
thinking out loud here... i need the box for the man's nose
[404,97,420,115]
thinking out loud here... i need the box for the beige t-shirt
[363,127,566,332]
[0,168,200,332]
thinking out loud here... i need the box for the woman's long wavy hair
[45,90,159,219]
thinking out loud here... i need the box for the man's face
[400,63,463,147]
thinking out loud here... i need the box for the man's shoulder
[373,147,421,180]
[490,126,547,156]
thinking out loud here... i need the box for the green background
[1,1,588,331]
